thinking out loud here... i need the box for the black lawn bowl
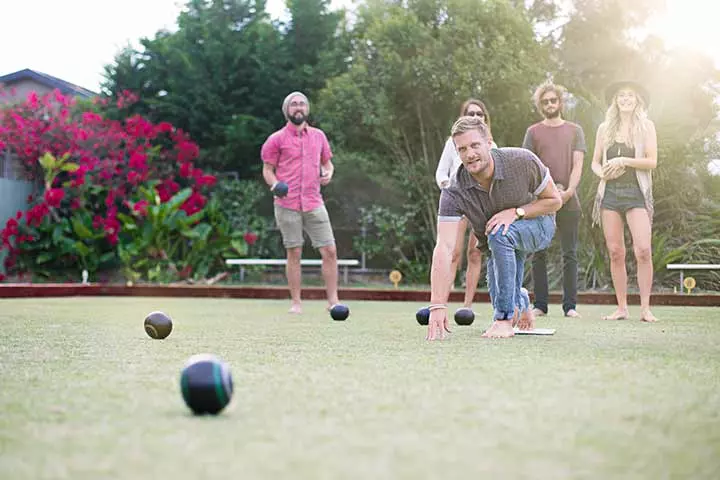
[454,308,475,326]
[416,307,430,326]
[180,354,234,415]
[330,304,350,321]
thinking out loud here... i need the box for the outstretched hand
[426,309,451,341]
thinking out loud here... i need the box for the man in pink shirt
[261,91,340,314]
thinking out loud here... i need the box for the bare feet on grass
[481,320,515,338]
[640,309,659,323]
[602,309,628,320]
[516,308,535,331]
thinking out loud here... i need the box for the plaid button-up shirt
[261,123,333,212]
[438,147,551,251]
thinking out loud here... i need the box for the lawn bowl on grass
[180,354,233,415]
[144,311,173,339]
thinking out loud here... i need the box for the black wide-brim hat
[604,80,650,107]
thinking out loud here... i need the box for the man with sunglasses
[261,91,341,315]
[522,82,587,319]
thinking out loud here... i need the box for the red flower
[0,273,5,282]
[244,232,258,246]
[15,211,22,220]
[70,198,82,210]
[196,174,217,188]
[132,200,149,216]
[179,162,193,178]
[128,152,147,170]
[156,122,173,133]
[127,171,142,185]
[44,188,65,208]
[0,140,5,150]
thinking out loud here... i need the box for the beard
[543,108,561,119]
[289,112,306,125]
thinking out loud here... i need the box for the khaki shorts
[274,205,336,249]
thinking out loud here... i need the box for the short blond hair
[532,81,566,113]
[451,116,491,138]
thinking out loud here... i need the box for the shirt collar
[284,122,308,136]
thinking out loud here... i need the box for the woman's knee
[633,244,652,264]
[607,243,626,263]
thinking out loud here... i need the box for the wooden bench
[666,264,720,293]
[226,258,361,284]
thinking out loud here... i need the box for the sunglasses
[467,111,486,118]
[541,97,559,106]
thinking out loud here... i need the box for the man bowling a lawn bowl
[425,116,563,340]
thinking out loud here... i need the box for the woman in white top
[435,99,497,312]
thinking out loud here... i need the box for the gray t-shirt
[438,148,551,251]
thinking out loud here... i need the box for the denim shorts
[601,182,645,213]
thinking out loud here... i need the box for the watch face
[517,208,525,218]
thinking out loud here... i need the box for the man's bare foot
[602,309,628,320]
[481,320,515,338]
[565,309,581,318]
[510,307,520,327]
[517,308,535,331]
[640,309,659,322]
[532,308,546,317]
[288,304,303,314]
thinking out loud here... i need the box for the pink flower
[244,232,258,246]
[70,198,82,210]
[44,188,65,208]
[128,152,147,170]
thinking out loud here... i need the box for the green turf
[0,298,718,479]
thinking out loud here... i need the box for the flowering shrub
[0,89,250,282]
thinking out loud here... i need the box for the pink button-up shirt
[261,123,333,212]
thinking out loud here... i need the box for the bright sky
[0,0,716,93]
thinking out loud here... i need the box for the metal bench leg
[343,266,349,284]
[679,270,684,295]
[240,267,245,283]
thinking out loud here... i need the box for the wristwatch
[515,207,526,220]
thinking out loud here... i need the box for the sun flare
[646,0,720,62]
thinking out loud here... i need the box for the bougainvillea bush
[0,89,247,283]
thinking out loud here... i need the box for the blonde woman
[591,81,658,322]
[435,99,497,313]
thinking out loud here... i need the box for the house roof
[0,68,96,98]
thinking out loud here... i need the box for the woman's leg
[625,208,657,322]
[601,209,629,319]
[449,217,468,290]
[463,233,482,308]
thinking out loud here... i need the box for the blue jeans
[487,216,555,320]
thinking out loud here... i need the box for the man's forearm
[522,196,562,219]
[429,243,453,304]
[262,165,278,188]
[566,158,583,193]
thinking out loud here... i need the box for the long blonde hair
[602,89,649,149]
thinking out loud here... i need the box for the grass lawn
[0,297,718,479]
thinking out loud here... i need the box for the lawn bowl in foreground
[180,354,234,415]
